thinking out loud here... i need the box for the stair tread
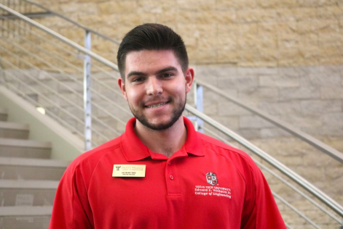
[0,108,8,122]
[0,121,29,131]
[0,179,59,189]
[0,108,7,114]
[0,137,51,148]
[0,206,52,216]
[0,156,69,167]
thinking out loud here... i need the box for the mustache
[142,96,172,105]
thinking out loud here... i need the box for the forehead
[124,50,182,75]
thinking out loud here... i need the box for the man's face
[118,50,194,131]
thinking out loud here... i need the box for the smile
[146,102,167,108]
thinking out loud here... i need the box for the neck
[134,117,187,158]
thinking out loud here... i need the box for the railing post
[83,30,92,151]
[194,82,204,133]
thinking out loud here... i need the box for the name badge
[112,164,146,177]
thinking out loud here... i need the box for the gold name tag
[112,164,146,177]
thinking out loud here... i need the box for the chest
[87,156,247,229]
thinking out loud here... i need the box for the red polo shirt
[49,117,286,229]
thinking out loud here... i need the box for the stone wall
[27,0,343,67]
[194,65,343,141]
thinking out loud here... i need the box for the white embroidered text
[195,185,231,199]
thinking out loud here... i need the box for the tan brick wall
[29,0,343,67]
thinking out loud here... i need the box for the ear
[118,77,128,101]
[185,67,194,93]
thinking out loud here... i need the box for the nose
[146,77,163,96]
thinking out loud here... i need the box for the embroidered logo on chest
[194,172,231,199]
[206,172,218,186]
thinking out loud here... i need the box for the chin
[142,120,176,131]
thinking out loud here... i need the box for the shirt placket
[165,159,181,196]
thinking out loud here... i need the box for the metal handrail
[3,74,87,143]
[0,61,87,139]
[0,32,124,141]
[1,19,126,103]
[0,3,125,148]
[195,78,343,164]
[0,43,116,145]
[272,192,320,229]
[21,0,121,45]
[2,30,130,119]
[186,104,343,218]
[0,4,118,71]
[1,3,342,226]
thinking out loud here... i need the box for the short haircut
[117,23,189,79]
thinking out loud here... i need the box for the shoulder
[197,132,260,176]
[198,132,254,163]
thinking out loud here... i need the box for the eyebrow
[157,66,178,74]
[126,71,146,79]
[126,66,178,79]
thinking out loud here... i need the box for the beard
[128,96,186,131]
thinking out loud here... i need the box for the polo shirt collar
[120,116,204,162]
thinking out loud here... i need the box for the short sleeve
[241,161,287,229]
[49,162,94,229]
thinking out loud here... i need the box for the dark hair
[117,23,189,79]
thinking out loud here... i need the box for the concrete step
[4,77,82,94]
[0,206,51,229]
[0,180,58,206]
[0,121,29,139]
[0,157,68,180]
[35,91,83,108]
[0,206,52,216]
[23,81,124,105]
[0,138,51,159]
[0,108,7,122]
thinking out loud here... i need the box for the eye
[132,76,145,83]
[161,72,174,78]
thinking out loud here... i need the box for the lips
[146,102,167,108]
[144,99,170,108]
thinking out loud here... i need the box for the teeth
[147,102,166,108]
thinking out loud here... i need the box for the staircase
[0,108,69,229]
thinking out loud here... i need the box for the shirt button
[168,162,171,165]
[169,175,174,180]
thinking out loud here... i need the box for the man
[49,23,286,229]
